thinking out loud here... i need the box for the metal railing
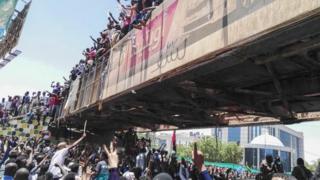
[59,1,167,117]
[67,52,110,114]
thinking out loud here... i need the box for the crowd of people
[68,0,163,82]
[205,166,255,179]
[0,81,67,127]
[1,81,320,180]
[255,154,320,180]
[0,127,250,180]
[2,0,320,179]
[1,125,319,180]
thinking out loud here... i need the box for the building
[0,0,31,69]
[155,125,304,172]
[212,125,304,172]
[155,131,204,151]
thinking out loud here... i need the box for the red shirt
[48,95,60,106]
[124,16,131,27]
[0,109,3,118]
[86,50,96,60]
[52,95,61,105]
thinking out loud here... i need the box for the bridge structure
[0,1,31,69]
[60,0,320,133]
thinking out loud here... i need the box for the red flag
[172,130,176,151]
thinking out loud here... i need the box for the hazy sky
[0,0,118,96]
[0,0,319,163]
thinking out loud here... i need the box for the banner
[0,0,19,39]
[102,0,320,100]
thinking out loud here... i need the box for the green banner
[0,0,19,38]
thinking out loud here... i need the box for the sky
[0,0,319,163]
[0,0,119,96]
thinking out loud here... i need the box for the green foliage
[177,144,192,158]
[305,159,320,172]
[176,136,243,164]
[222,143,243,163]
[198,136,223,162]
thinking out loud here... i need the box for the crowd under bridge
[60,0,320,134]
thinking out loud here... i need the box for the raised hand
[192,143,206,172]
[103,142,118,169]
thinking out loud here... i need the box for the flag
[172,130,176,151]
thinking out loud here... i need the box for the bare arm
[73,121,88,150]
[143,6,156,11]
[30,154,49,174]
[103,143,118,169]
[26,149,33,165]
[46,91,54,96]
[54,163,68,176]
[121,4,134,10]
[90,36,98,49]
[117,0,125,7]
[68,133,86,150]
[51,82,55,88]
[90,36,98,43]
[109,12,119,24]
[103,144,109,155]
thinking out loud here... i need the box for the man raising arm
[48,132,86,180]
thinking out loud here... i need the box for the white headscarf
[123,171,135,180]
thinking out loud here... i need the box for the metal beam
[255,34,320,65]
[265,63,294,118]
[302,52,320,68]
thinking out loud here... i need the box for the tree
[177,144,191,158]
[306,159,320,172]
[222,143,243,163]
[176,136,243,164]
[198,136,223,162]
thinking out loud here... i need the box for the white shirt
[78,63,86,74]
[29,173,38,180]
[4,101,11,110]
[40,96,49,106]
[48,148,69,178]
[123,171,135,180]
[103,29,116,42]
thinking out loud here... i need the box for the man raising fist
[192,143,213,180]
[49,132,86,180]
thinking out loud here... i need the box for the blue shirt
[200,170,214,180]
[2,175,14,180]
[95,160,109,177]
